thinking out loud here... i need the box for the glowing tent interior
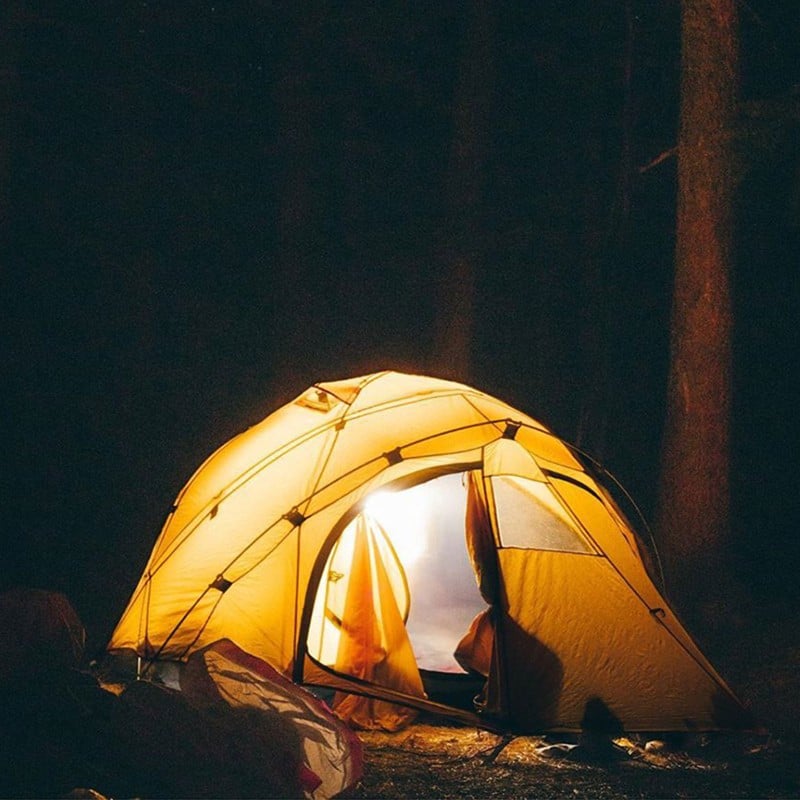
[108,371,751,733]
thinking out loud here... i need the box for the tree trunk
[431,0,494,382]
[657,0,738,610]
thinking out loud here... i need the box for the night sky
[2,2,799,651]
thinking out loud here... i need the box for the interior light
[364,488,429,567]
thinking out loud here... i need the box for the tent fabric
[329,514,424,731]
[453,610,494,677]
[460,470,505,719]
[306,511,410,667]
[108,370,751,733]
[463,471,500,605]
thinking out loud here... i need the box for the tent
[108,371,751,733]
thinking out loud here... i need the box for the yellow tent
[109,371,751,733]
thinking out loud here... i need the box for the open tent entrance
[306,472,490,715]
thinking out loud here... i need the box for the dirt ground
[340,723,800,799]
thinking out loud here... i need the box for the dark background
[2,2,798,652]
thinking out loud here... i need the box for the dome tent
[109,371,750,733]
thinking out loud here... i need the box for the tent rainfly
[108,371,752,733]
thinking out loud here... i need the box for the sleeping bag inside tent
[108,371,752,733]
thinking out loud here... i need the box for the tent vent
[210,574,233,593]
[284,507,306,527]
[383,447,403,465]
[502,420,521,440]
[296,388,336,412]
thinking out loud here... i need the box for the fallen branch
[639,146,677,173]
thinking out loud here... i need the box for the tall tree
[656,0,738,613]
[431,0,494,382]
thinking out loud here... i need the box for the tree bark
[657,0,738,608]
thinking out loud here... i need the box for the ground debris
[339,722,800,799]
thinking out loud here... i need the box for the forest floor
[340,595,800,799]
[341,723,799,799]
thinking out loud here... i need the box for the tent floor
[419,669,485,712]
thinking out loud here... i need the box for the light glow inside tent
[307,472,488,676]
[364,487,430,566]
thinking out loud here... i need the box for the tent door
[301,472,490,721]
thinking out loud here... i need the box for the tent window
[491,475,591,553]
